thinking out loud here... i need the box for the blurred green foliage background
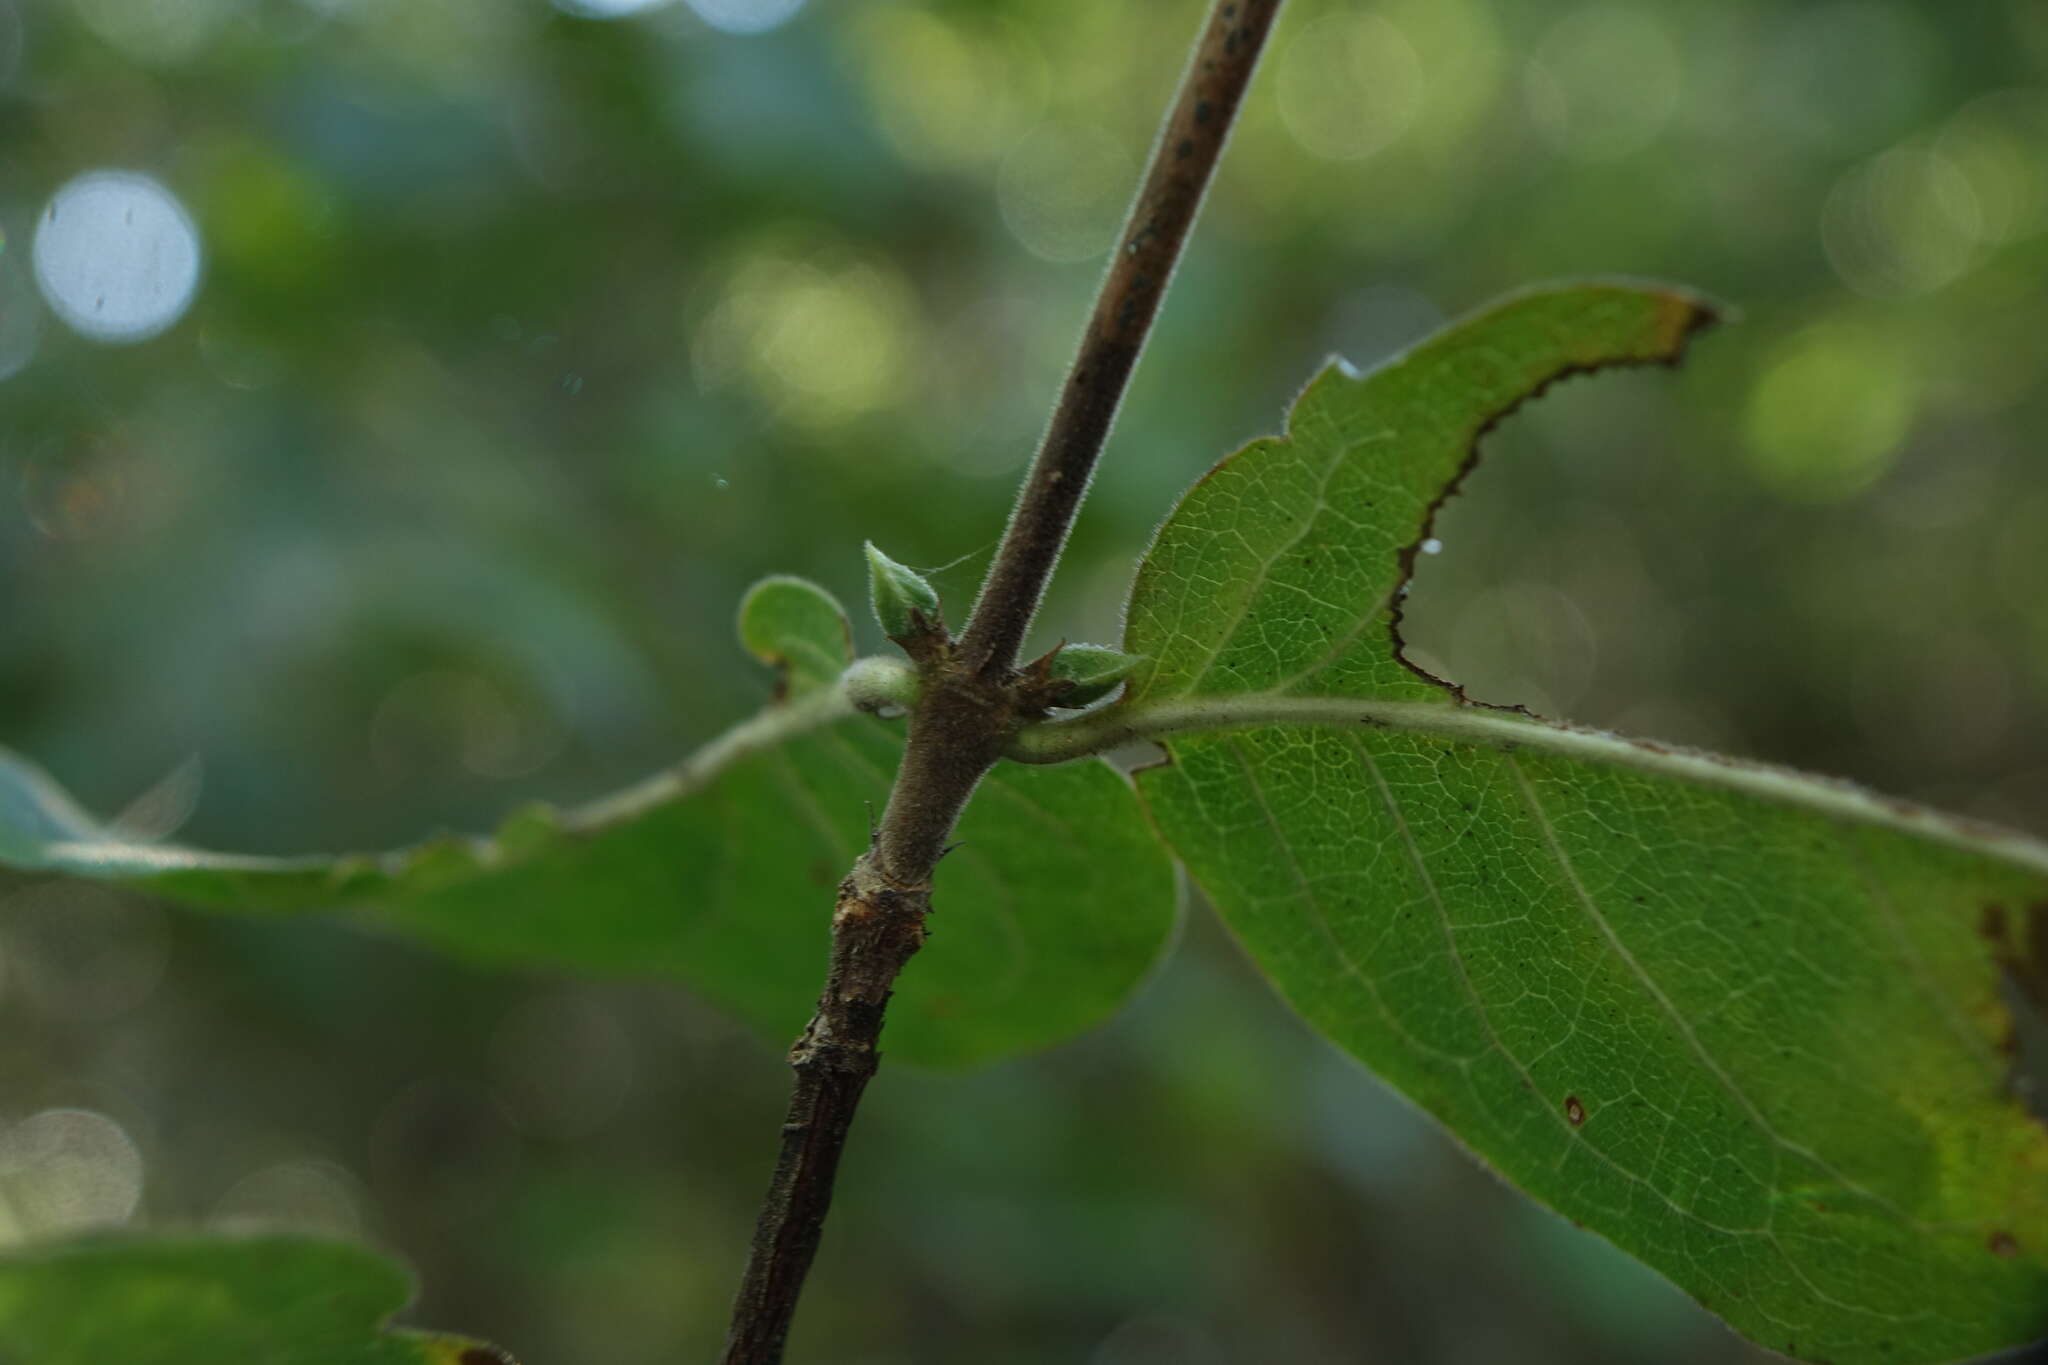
[2,0,2045,1360]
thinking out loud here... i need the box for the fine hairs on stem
[717,3,1285,1362]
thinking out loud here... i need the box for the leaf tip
[1652,287,1728,357]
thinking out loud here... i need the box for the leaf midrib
[1013,693,2048,878]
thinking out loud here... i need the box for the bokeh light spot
[1526,6,1682,161]
[693,247,919,427]
[685,0,805,35]
[0,1109,144,1242]
[213,1160,366,1238]
[1275,12,1425,162]
[1744,323,1916,500]
[847,11,1045,173]
[1936,88,2048,247]
[69,0,233,65]
[552,0,672,17]
[997,123,1134,262]
[33,171,202,344]
[1821,144,1983,297]
[1385,0,1504,151]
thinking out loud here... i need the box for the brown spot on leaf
[1990,1230,2019,1259]
[1655,292,1718,352]
[1983,902,2048,1015]
[1565,1095,1586,1126]
[1983,902,2048,1123]
[1982,902,2009,938]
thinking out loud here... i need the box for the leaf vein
[1503,753,1927,1236]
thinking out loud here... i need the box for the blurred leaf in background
[1,0,2045,1361]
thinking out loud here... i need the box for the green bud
[1044,643,1142,706]
[843,656,918,713]
[863,541,942,642]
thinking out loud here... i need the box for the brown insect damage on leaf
[1982,902,2048,1006]
[1386,288,1722,711]
[1653,288,1720,353]
[1982,901,2048,1122]
[1564,1094,1587,1126]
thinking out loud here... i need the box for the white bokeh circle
[32,170,203,344]
[686,0,805,35]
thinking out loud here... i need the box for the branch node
[721,7,1285,1362]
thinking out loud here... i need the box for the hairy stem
[719,3,1282,1361]
[956,0,1286,680]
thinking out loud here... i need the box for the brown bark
[716,859,930,1365]
[957,0,1287,679]
[718,4,1284,1360]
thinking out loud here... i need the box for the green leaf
[737,573,855,697]
[0,1233,512,1364]
[0,578,1175,1068]
[1101,283,2048,1364]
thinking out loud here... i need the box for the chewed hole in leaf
[1389,373,1715,732]
[1121,284,2048,1364]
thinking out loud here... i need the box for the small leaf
[0,578,1176,1068]
[1041,643,1143,707]
[0,1232,513,1363]
[737,573,853,697]
[1111,281,2048,1364]
[863,541,943,643]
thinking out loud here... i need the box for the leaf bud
[863,542,944,644]
[842,656,917,714]
[1042,643,1142,707]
